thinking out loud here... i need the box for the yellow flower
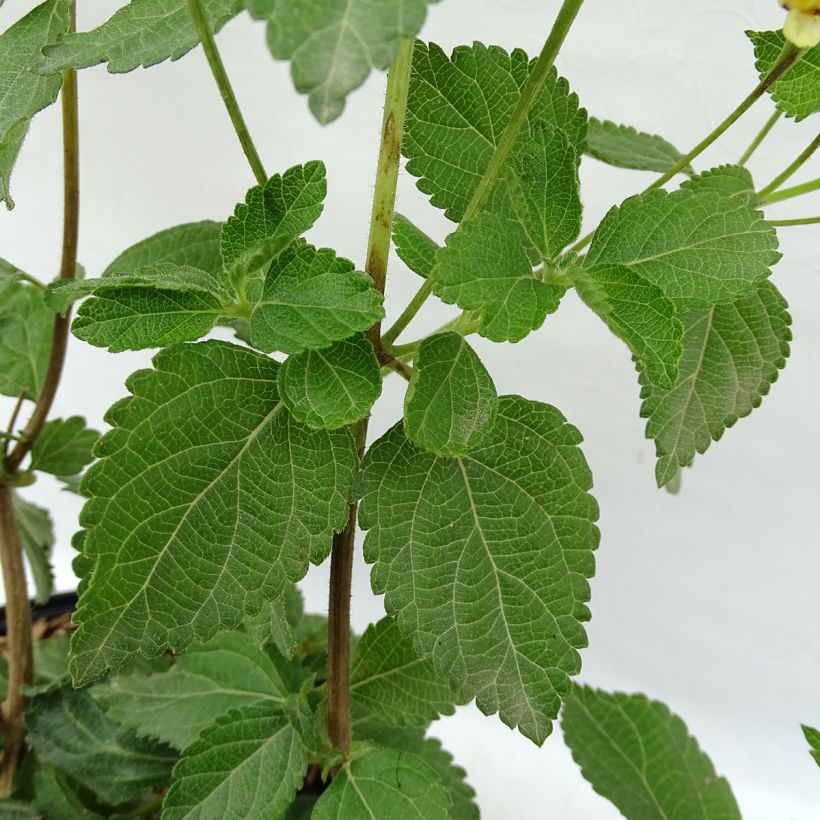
[782,0,820,47]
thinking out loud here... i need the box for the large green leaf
[30,416,99,477]
[584,118,692,175]
[404,331,497,456]
[360,396,599,744]
[641,280,791,487]
[562,686,741,820]
[585,188,780,311]
[256,0,437,124]
[0,0,71,208]
[404,41,587,224]
[11,492,55,605]
[70,340,357,684]
[37,0,243,74]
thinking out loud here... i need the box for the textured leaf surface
[250,241,384,354]
[262,0,436,124]
[0,0,70,208]
[243,584,303,656]
[221,161,326,281]
[585,118,691,174]
[393,213,439,279]
[312,745,451,819]
[350,617,458,727]
[278,334,382,429]
[12,492,55,605]
[682,164,757,205]
[563,686,741,820]
[404,42,587,224]
[433,213,565,342]
[586,188,780,311]
[33,766,104,820]
[574,264,683,389]
[70,340,356,684]
[360,396,599,744]
[641,281,791,487]
[748,30,820,120]
[38,0,243,74]
[0,801,39,819]
[404,331,497,456]
[26,687,176,805]
[163,704,308,820]
[94,631,294,749]
[802,725,820,766]
[30,416,99,476]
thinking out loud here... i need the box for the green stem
[186,0,267,185]
[758,132,820,200]
[381,0,586,344]
[759,175,820,204]
[769,215,820,226]
[739,110,782,166]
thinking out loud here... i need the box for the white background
[1,1,819,817]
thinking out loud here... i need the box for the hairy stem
[769,215,820,226]
[759,175,820,204]
[758,132,820,200]
[187,0,267,185]
[326,38,415,758]
[738,110,782,166]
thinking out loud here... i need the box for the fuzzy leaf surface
[641,281,791,487]
[586,188,780,311]
[433,213,565,342]
[360,396,599,744]
[393,213,440,279]
[404,331,497,456]
[682,164,757,205]
[70,340,356,684]
[37,0,243,74]
[250,241,384,354]
[243,584,303,656]
[30,416,99,477]
[278,334,382,429]
[585,118,692,174]
[33,766,104,820]
[563,686,741,820]
[12,493,55,605]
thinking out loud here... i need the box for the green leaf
[641,281,791,487]
[163,704,309,820]
[360,396,600,744]
[433,213,565,343]
[243,583,303,656]
[94,631,296,749]
[392,214,440,279]
[584,118,692,174]
[70,340,357,684]
[11,493,55,605]
[0,0,71,209]
[221,161,326,282]
[249,241,384,354]
[573,264,683,389]
[25,687,176,805]
[681,164,758,205]
[312,745,452,819]
[404,42,587,224]
[33,766,104,820]
[585,188,781,311]
[259,0,436,124]
[30,634,71,691]
[748,30,820,120]
[0,281,53,401]
[802,724,820,766]
[37,0,243,74]
[562,686,741,820]
[404,331,497,456]
[350,617,458,727]
[30,416,99,477]
[278,334,382,429]
[0,801,39,820]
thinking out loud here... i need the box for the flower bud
[781,0,820,47]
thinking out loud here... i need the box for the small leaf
[802,724,820,767]
[573,264,683,389]
[0,0,71,209]
[433,213,565,343]
[562,686,741,819]
[641,281,791,487]
[37,0,243,74]
[163,704,309,820]
[278,334,382,429]
[682,164,758,205]
[586,188,781,311]
[312,745,452,819]
[250,241,384,354]
[243,584,304,656]
[11,493,55,605]
[30,416,99,477]
[221,161,326,281]
[360,396,600,744]
[393,214,440,279]
[25,687,176,805]
[404,331,497,456]
[748,30,820,121]
[584,118,692,174]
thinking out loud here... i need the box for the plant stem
[759,175,820,204]
[758,132,820,200]
[769,215,820,226]
[3,391,28,461]
[186,0,267,185]
[380,0,586,344]
[739,110,782,166]
[326,38,415,758]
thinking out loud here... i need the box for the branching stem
[759,175,820,204]
[739,110,782,166]
[758,132,820,200]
